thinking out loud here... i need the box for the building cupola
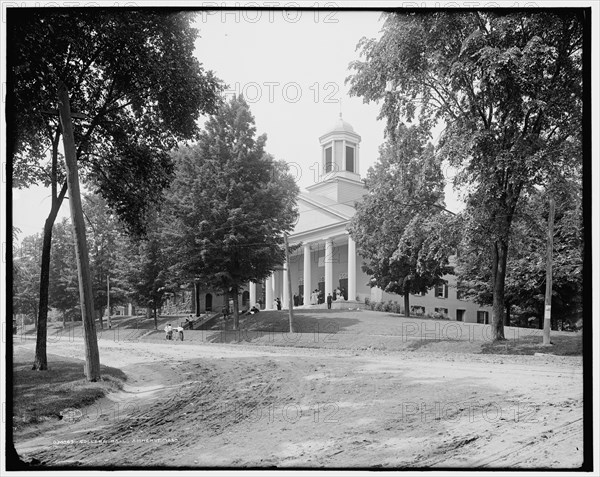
[318,113,362,180]
[306,114,365,205]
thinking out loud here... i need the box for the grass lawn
[480,332,583,356]
[12,348,127,431]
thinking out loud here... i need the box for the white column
[303,244,312,306]
[249,281,256,306]
[325,238,334,298]
[348,235,356,302]
[266,274,274,310]
[331,141,335,174]
[273,270,280,302]
[282,262,289,309]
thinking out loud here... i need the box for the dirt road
[13,336,583,469]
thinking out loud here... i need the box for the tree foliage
[8,9,223,370]
[47,218,80,322]
[118,230,168,330]
[348,11,583,339]
[13,232,43,320]
[349,124,457,316]
[457,177,583,328]
[162,95,299,328]
[9,9,223,234]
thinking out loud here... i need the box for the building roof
[328,113,355,134]
[299,191,356,220]
[289,191,356,241]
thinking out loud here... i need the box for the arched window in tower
[325,146,333,173]
[345,145,355,173]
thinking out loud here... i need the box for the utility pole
[107,275,111,329]
[284,233,294,333]
[543,196,555,346]
[58,81,101,381]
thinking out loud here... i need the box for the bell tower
[306,114,365,204]
[318,113,361,180]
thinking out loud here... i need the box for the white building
[186,115,492,324]
[246,115,492,324]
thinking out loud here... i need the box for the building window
[435,307,448,316]
[325,146,333,173]
[345,145,355,173]
[413,290,427,297]
[411,305,425,316]
[477,311,489,324]
[435,281,448,298]
[456,309,465,322]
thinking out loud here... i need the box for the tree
[84,194,129,327]
[457,176,583,329]
[13,232,43,325]
[120,232,169,330]
[349,124,456,316]
[163,95,299,329]
[8,10,222,371]
[47,218,80,325]
[348,11,583,339]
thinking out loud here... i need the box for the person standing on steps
[327,293,332,309]
[276,297,282,310]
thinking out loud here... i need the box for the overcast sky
[12,9,462,241]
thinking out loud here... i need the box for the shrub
[428,311,450,320]
[366,300,404,315]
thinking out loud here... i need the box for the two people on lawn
[164,323,184,341]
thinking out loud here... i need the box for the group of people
[310,288,348,308]
[309,289,323,305]
[164,323,184,341]
[308,287,347,306]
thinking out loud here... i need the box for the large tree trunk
[403,292,410,318]
[32,123,66,371]
[491,239,508,341]
[58,82,101,381]
[32,217,55,370]
[232,285,239,330]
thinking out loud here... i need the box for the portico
[251,114,368,310]
[256,232,363,310]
